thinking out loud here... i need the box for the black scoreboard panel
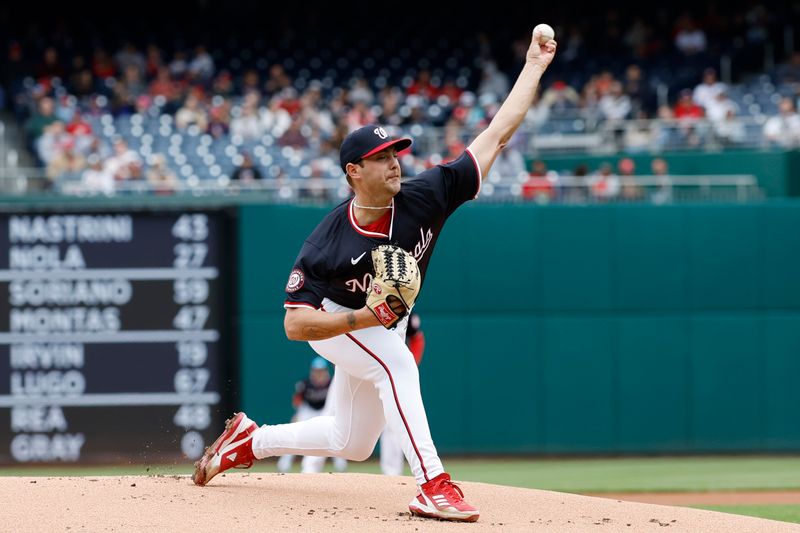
[0,211,234,464]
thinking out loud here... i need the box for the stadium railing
[0,168,761,204]
[417,116,780,156]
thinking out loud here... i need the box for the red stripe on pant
[345,332,430,482]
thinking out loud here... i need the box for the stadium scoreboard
[0,211,234,464]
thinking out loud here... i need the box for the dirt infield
[2,473,799,533]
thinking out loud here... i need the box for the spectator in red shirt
[91,48,117,80]
[438,79,463,107]
[407,69,440,101]
[672,89,705,147]
[64,109,90,136]
[277,87,302,116]
[673,89,704,119]
[521,159,555,202]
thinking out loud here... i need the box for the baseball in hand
[533,23,555,44]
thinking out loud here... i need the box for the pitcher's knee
[340,439,378,462]
[345,447,373,462]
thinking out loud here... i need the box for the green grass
[2,456,799,492]
[439,456,800,493]
[695,505,800,524]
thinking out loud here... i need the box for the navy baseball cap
[339,125,412,172]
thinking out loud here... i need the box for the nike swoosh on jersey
[351,252,367,265]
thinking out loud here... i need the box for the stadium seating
[4,3,798,201]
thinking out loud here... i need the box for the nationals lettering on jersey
[284,150,481,310]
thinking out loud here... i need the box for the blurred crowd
[1,2,799,198]
[517,157,677,205]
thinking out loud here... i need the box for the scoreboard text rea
[0,211,233,464]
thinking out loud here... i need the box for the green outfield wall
[239,202,800,454]
[533,149,800,197]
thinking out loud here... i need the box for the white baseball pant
[276,401,348,473]
[379,426,406,476]
[251,298,444,484]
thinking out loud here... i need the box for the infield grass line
[693,505,800,524]
[2,456,799,492]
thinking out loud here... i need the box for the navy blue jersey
[284,150,481,310]
[294,378,331,410]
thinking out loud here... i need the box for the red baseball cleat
[192,412,258,486]
[408,472,480,522]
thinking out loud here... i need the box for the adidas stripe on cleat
[408,472,479,522]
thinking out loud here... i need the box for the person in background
[763,97,800,148]
[24,96,58,160]
[673,89,705,147]
[104,137,143,185]
[146,153,179,195]
[617,157,644,202]
[81,154,114,195]
[276,357,348,474]
[692,68,727,110]
[650,157,673,205]
[521,159,555,203]
[175,92,208,131]
[588,162,621,201]
[46,136,86,186]
[674,15,707,56]
[231,152,264,182]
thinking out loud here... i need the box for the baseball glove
[366,245,421,329]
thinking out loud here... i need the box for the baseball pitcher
[193,27,557,523]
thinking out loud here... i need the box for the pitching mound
[2,473,798,532]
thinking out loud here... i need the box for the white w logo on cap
[374,127,388,139]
